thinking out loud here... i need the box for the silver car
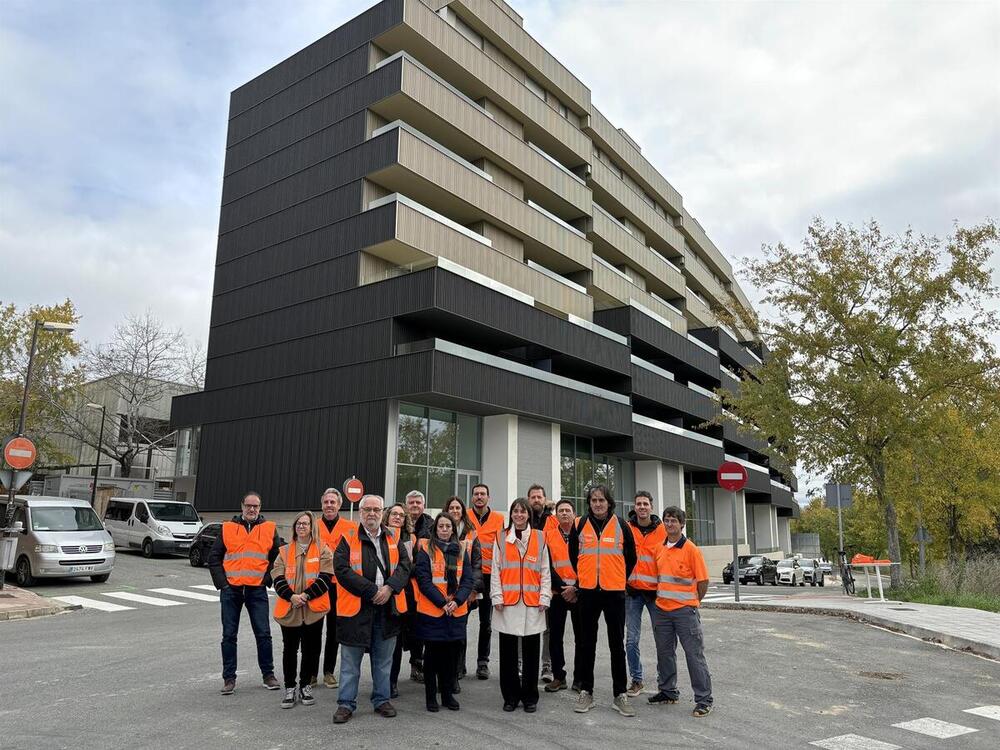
[775,558,804,586]
[2,496,115,586]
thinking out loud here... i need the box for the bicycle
[838,549,856,596]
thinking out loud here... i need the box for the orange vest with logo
[497,529,545,606]
[414,538,470,617]
[272,541,331,619]
[336,533,407,616]
[545,524,576,587]
[627,521,668,590]
[467,508,505,575]
[577,515,625,591]
[316,516,358,562]
[222,520,276,586]
[655,542,702,612]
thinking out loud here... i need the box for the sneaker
[692,704,713,717]
[648,691,679,705]
[410,665,424,683]
[545,678,567,693]
[333,706,353,724]
[262,675,280,690]
[281,687,296,708]
[626,679,644,697]
[309,676,318,688]
[541,665,553,683]
[323,672,338,689]
[299,685,315,706]
[220,679,236,695]
[476,664,490,680]
[374,701,397,718]
[574,690,595,713]
[612,693,636,717]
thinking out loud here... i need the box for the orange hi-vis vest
[414,538,469,617]
[655,539,704,612]
[316,516,357,559]
[544,524,576,587]
[627,521,667,590]
[497,529,545,606]
[272,541,331,618]
[336,532,407,617]
[467,508,505,575]
[577,515,625,591]
[222,520,276,586]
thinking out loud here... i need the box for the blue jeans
[220,585,274,681]
[337,614,397,712]
[625,592,657,682]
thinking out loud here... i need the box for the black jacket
[412,537,477,642]
[333,527,412,647]
[411,513,435,540]
[207,514,283,590]
[530,507,554,531]
[568,512,637,589]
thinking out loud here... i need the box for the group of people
[207,481,714,724]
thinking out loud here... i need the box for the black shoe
[648,691,679,705]
[411,666,425,684]
[503,702,518,712]
[426,702,440,713]
[390,683,399,699]
[476,664,490,680]
[523,703,537,713]
[443,698,460,711]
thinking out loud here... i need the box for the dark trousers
[318,596,339,677]
[476,574,493,665]
[280,619,323,689]
[499,632,539,707]
[574,589,627,696]
[391,632,404,686]
[220,585,273,681]
[423,640,460,705]
[548,593,579,682]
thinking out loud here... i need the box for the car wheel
[790,574,796,586]
[770,577,777,586]
[15,556,35,587]
[189,546,203,567]
[723,577,731,585]
[141,538,154,558]
[799,576,805,587]
[91,573,110,583]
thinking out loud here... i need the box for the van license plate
[71,565,96,573]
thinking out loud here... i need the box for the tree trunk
[873,457,902,587]
[119,458,131,479]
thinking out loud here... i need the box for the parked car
[104,497,202,557]
[188,523,223,567]
[818,559,833,576]
[722,555,778,585]
[1,496,115,586]
[798,558,826,586]
[775,558,805,586]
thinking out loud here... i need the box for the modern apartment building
[170,0,798,562]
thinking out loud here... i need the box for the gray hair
[321,488,342,500]
[360,494,385,509]
[405,490,425,502]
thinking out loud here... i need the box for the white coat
[490,526,552,637]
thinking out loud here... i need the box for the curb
[703,601,1000,662]
[0,601,81,621]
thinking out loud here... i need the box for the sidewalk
[705,593,1000,661]
[0,584,79,620]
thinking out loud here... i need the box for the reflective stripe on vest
[577,516,625,591]
[655,547,700,611]
[414,538,469,617]
[221,521,275,586]
[544,525,576,586]
[336,533,407,617]
[496,529,544,606]
[467,508,505,574]
[627,521,667,590]
[272,541,330,619]
[316,517,358,579]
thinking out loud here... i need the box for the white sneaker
[299,685,315,706]
[281,687,296,708]
[574,690,595,713]
[613,693,636,717]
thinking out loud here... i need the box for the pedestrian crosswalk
[702,592,773,602]
[53,584,248,613]
[810,705,998,748]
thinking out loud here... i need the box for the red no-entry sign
[717,461,748,492]
[343,476,364,505]
[3,436,37,471]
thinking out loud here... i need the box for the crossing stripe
[191,584,220,591]
[810,735,900,750]
[148,587,219,602]
[892,718,978,738]
[53,595,134,612]
[963,705,1000,722]
[102,592,185,607]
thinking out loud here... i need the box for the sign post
[717,461,748,603]
[3,435,38,591]
[342,476,364,522]
[825,483,853,576]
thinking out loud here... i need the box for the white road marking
[148,587,219,602]
[810,734,900,750]
[102,591,185,607]
[191,584,220,591]
[893,717,978,738]
[964,705,1000,721]
[53,596,133,612]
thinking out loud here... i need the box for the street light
[85,403,106,508]
[17,320,76,436]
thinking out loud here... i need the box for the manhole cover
[859,671,904,680]
[889,607,917,611]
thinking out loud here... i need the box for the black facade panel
[721,370,741,397]
[628,308,719,380]
[631,366,717,422]
[631,423,724,471]
[742,467,772,494]
[193,399,390,512]
[722,420,770,455]
[770,485,798,513]
[691,327,760,375]
[222,111,369,204]
[228,45,371,146]
[213,203,395,296]
[224,60,402,175]
[229,0,404,116]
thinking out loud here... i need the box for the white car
[775,558,804,586]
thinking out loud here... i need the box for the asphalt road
[2,554,998,749]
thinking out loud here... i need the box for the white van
[103,497,202,557]
[1,496,115,586]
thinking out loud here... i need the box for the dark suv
[722,555,778,585]
[188,523,222,567]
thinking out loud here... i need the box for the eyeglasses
[294,521,311,527]
[243,504,260,510]
[360,507,382,513]
[387,511,405,518]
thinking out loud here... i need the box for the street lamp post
[85,403,106,508]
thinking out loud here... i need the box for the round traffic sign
[3,436,37,470]
[343,476,364,505]
[717,461,748,492]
